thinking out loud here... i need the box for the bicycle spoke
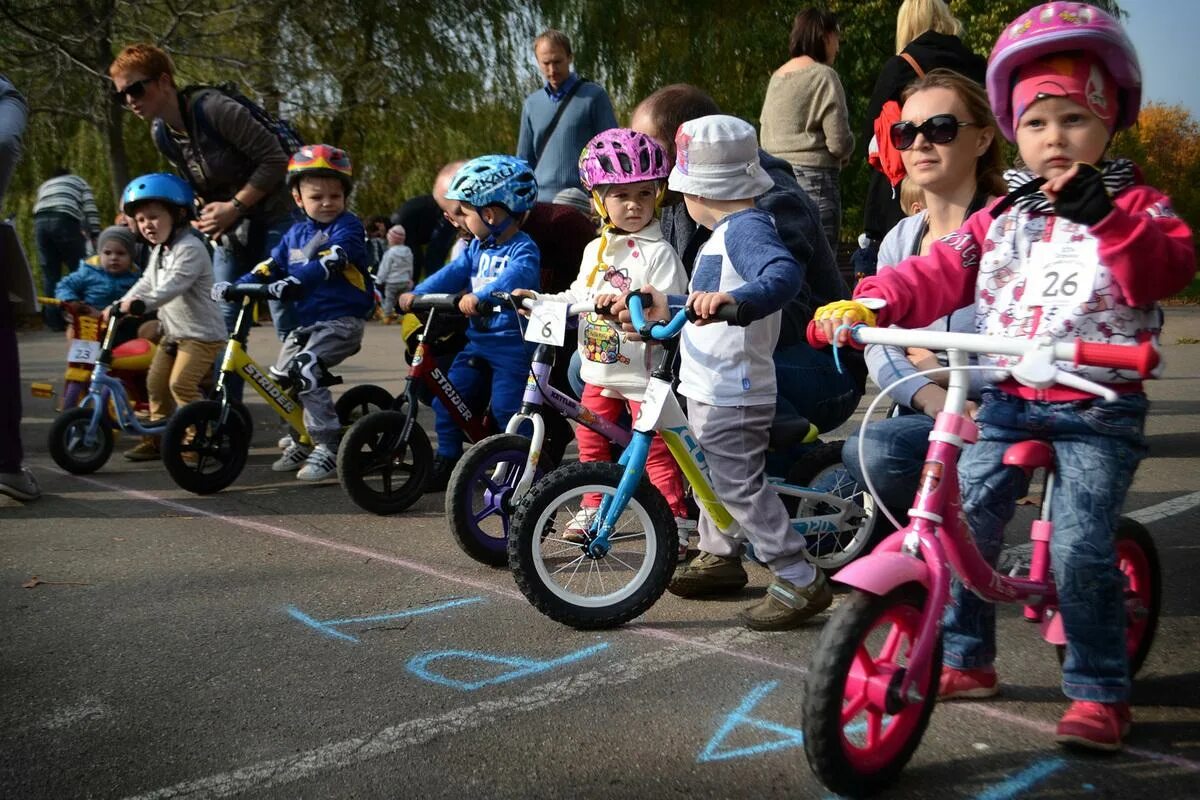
[841,690,869,725]
[880,624,907,663]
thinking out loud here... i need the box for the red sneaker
[1055,701,1132,752]
[937,666,999,700]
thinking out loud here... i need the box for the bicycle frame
[825,326,1158,703]
[217,297,309,442]
[403,306,492,444]
[74,306,167,439]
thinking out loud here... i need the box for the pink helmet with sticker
[987,2,1141,141]
[578,128,670,191]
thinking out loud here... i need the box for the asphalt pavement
[3,307,1199,799]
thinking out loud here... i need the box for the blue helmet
[121,173,195,216]
[445,155,538,214]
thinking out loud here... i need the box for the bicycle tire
[803,583,941,798]
[335,384,393,427]
[507,461,676,629]
[337,410,432,515]
[785,441,884,570]
[446,433,538,567]
[48,406,113,474]
[161,400,251,494]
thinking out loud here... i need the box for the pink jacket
[854,183,1195,389]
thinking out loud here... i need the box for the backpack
[867,53,925,193]
[153,82,304,172]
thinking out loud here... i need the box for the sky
[1120,0,1200,119]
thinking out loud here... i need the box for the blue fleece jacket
[55,258,139,308]
[413,232,541,344]
[237,210,374,326]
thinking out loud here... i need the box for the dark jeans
[0,299,23,471]
[842,412,935,520]
[34,212,86,331]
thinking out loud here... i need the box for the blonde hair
[899,177,925,216]
[895,0,963,54]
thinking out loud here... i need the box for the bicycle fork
[588,432,653,557]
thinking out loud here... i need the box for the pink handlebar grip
[805,319,866,350]
[1074,339,1159,377]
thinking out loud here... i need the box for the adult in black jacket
[861,0,987,244]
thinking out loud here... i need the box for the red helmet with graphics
[288,144,354,191]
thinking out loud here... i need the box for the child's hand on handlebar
[687,291,735,326]
[397,292,416,313]
[811,299,880,345]
[512,288,538,317]
[458,293,480,316]
[592,292,622,317]
[609,285,668,340]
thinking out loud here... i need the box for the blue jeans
[842,413,933,520]
[432,337,532,459]
[211,218,295,400]
[944,388,1148,703]
[35,212,86,331]
[774,342,860,434]
[791,165,841,254]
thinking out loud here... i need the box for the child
[376,224,414,323]
[516,129,691,554]
[629,115,833,631]
[812,3,1195,751]
[55,225,141,345]
[114,174,227,461]
[898,175,925,218]
[398,155,541,490]
[213,144,374,481]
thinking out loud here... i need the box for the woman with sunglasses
[107,44,296,395]
[838,68,1005,529]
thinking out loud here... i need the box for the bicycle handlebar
[626,291,749,340]
[409,293,496,316]
[807,321,1159,378]
[491,290,596,317]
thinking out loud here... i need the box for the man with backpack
[108,44,299,376]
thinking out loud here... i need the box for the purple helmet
[578,128,670,191]
[988,2,1141,141]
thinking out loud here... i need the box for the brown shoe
[667,551,748,598]
[740,570,833,631]
[123,436,161,462]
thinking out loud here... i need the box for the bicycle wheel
[337,410,432,515]
[48,407,113,474]
[786,441,884,571]
[1054,517,1160,677]
[803,584,941,798]
[446,434,540,567]
[335,384,393,427]
[161,400,251,494]
[507,461,676,629]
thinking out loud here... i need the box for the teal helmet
[444,155,538,214]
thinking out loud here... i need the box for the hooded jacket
[54,257,139,308]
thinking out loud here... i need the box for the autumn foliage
[1111,103,1200,236]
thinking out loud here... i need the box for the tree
[1111,103,1200,235]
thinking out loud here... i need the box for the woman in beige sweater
[760,8,854,251]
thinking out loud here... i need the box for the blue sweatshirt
[55,257,139,308]
[516,75,618,199]
[237,210,374,326]
[670,208,803,406]
[413,232,541,343]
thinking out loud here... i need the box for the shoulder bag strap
[533,78,588,163]
[899,52,925,78]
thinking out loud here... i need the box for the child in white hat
[634,114,832,630]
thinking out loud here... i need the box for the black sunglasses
[889,114,978,150]
[111,77,156,106]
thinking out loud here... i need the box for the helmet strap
[479,207,513,249]
[587,221,616,288]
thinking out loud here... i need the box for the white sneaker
[675,516,697,558]
[277,434,295,451]
[0,467,40,502]
[272,442,312,472]
[296,444,337,481]
[562,507,598,543]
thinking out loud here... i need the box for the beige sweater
[760,63,854,170]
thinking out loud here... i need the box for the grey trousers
[274,316,365,446]
[690,400,809,573]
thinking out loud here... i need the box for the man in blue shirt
[516,29,617,200]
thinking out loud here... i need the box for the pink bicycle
[801,324,1161,797]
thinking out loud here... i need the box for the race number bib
[523,300,568,346]
[1024,226,1099,308]
[67,339,101,364]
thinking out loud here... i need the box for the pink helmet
[987,2,1141,141]
[578,128,670,191]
